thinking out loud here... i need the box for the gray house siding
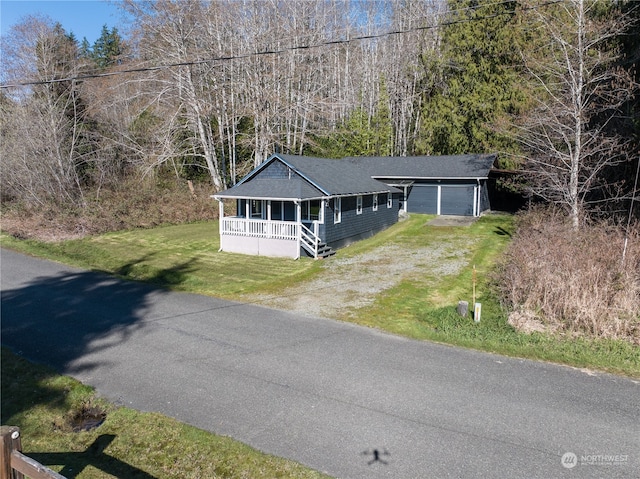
[322,193,399,249]
[479,182,490,213]
[261,159,291,179]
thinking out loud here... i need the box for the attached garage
[348,154,496,217]
[405,183,478,216]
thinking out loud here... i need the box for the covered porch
[214,196,331,259]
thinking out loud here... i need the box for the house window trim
[387,192,393,208]
[356,195,363,215]
[373,194,378,212]
[334,197,342,224]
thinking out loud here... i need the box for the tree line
[1,0,638,228]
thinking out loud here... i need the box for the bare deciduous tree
[1,15,90,206]
[516,0,637,228]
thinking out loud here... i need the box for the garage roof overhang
[374,176,488,182]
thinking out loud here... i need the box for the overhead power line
[0,0,562,89]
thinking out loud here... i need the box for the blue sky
[1,0,128,45]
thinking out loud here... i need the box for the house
[213,153,496,259]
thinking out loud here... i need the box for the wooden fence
[0,427,66,479]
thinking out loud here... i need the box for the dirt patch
[252,239,474,319]
[53,400,107,432]
[427,216,478,227]
[508,310,558,335]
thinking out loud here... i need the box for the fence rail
[1,426,66,479]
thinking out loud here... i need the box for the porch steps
[315,243,335,259]
[301,237,335,259]
[300,224,335,259]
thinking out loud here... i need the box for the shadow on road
[1,256,195,407]
[1,257,197,478]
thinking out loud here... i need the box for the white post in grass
[472,265,480,323]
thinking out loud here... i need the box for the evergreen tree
[79,37,92,59]
[309,82,394,158]
[91,25,124,69]
[416,0,526,161]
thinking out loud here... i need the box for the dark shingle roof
[344,154,496,179]
[277,154,394,196]
[214,178,322,200]
[216,154,395,200]
[214,153,496,200]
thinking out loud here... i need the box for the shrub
[496,208,640,344]
[0,178,218,241]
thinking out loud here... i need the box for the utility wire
[0,0,563,89]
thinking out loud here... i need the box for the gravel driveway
[252,216,478,319]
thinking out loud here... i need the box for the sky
[1,0,128,45]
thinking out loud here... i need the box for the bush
[496,208,640,344]
[0,178,218,241]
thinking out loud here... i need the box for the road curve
[1,248,638,478]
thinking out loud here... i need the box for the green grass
[1,348,331,479]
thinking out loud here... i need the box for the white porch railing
[300,223,322,258]
[221,217,299,241]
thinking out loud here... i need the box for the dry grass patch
[496,209,640,344]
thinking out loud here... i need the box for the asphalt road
[1,248,639,479]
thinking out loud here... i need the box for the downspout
[476,179,482,217]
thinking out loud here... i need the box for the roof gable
[217,154,395,199]
[276,154,394,196]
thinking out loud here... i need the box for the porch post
[403,187,408,212]
[217,199,224,252]
[295,200,301,260]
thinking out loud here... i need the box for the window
[387,192,393,208]
[334,198,341,224]
[251,200,263,218]
[373,194,378,212]
[356,195,363,215]
[302,200,322,222]
[271,201,283,220]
